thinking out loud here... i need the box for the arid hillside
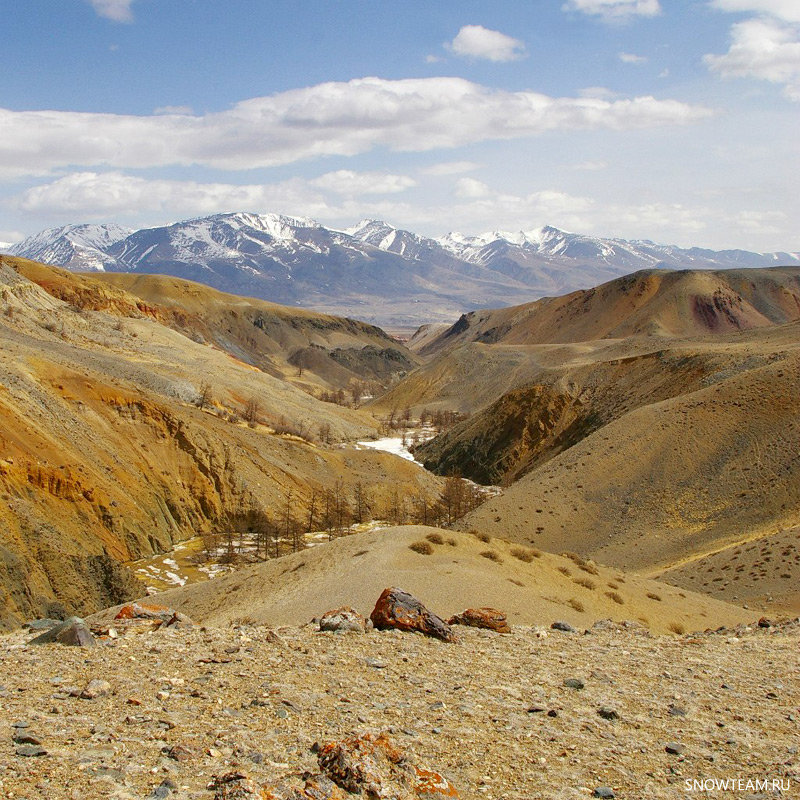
[13,260,418,394]
[127,526,752,635]
[419,267,800,356]
[0,257,440,628]
[455,344,799,610]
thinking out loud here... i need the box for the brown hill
[13,260,419,393]
[420,267,800,356]
[99,526,752,635]
[455,346,800,612]
[0,257,440,628]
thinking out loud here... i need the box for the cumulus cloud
[454,178,492,198]
[88,0,134,22]
[309,170,416,195]
[619,52,647,63]
[710,0,800,23]
[447,25,526,62]
[562,0,661,21]
[704,17,800,99]
[0,77,712,179]
[15,172,329,219]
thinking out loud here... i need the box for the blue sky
[1,0,798,250]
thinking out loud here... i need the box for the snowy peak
[9,212,800,326]
[9,223,133,271]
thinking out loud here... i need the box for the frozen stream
[355,427,435,464]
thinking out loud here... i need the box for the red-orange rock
[114,602,173,621]
[112,602,193,630]
[413,766,461,798]
[447,607,511,634]
[316,732,459,799]
[370,588,455,642]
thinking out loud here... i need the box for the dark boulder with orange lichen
[447,607,511,633]
[370,588,455,642]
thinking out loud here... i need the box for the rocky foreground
[0,614,797,800]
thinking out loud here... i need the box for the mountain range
[9,213,800,326]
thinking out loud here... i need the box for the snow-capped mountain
[10,213,800,326]
[9,223,132,272]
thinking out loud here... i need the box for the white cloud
[0,77,712,179]
[704,17,800,100]
[421,161,481,176]
[563,0,661,21]
[619,52,647,63]
[425,54,444,64]
[710,0,800,23]
[14,172,329,219]
[309,170,416,195]
[454,178,492,198]
[447,25,526,62]
[88,0,134,22]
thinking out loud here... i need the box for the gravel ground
[0,619,797,799]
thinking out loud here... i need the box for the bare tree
[197,381,213,410]
[244,396,261,426]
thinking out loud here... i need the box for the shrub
[646,592,662,601]
[607,581,619,590]
[579,562,599,576]
[668,621,686,635]
[573,576,596,590]
[480,550,502,563]
[447,538,457,546]
[511,547,534,563]
[409,541,433,555]
[557,566,571,576]
[605,591,624,605]
[568,597,585,613]
[477,532,491,543]
[426,532,445,545]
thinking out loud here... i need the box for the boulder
[29,616,95,647]
[316,732,459,798]
[447,608,510,633]
[110,602,193,632]
[370,588,455,642]
[319,607,367,634]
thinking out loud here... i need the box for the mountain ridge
[11,213,800,326]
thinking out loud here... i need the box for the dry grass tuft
[573,576,596,590]
[567,597,585,613]
[557,566,572,577]
[409,541,433,555]
[605,590,624,605]
[668,621,686,635]
[646,591,662,601]
[511,547,535,563]
[480,550,502,563]
[426,532,445,545]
